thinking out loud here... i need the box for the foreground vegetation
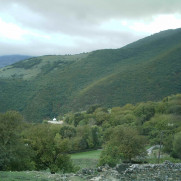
[0,171,56,181]
[71,150,102,169]
[0,171,86,181]
[0,94,181,174]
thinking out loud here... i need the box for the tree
[60,125,76,139]
[110,105,136,126]
[99,126,146,166]
[73,113,84,127]
[86,104,101,114]
[24,124,74,173]
[99,144,120,167]
[91,126,102,148]
[0,111,33,171]
[173,131,181,159]
[93,108,109,126]
[134,102,155,125]
[142,114,176,146]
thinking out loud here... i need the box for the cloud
[0,18,26,40]
[0,0,181,55]
[130,14,181,34]
[1,0,181,34]
[0,29,142,56]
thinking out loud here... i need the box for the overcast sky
[0,0,181,56]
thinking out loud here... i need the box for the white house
[48,117,63,124]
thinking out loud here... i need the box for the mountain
[0,28,181,122]
[0,55,32,68]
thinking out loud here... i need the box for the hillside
[0,28,181,122]
[0,55,32,68]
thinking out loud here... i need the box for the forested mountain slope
[0,28,181,122]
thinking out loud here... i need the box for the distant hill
[0,55,32,68]
[0,28,181,122]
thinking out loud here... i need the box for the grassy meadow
[0,171,86,181]
[71,150,102,169]
[0,150,102,181]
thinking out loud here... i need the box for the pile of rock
[48,161,181,180]
[76,161,181,181]
[122,161,181,180]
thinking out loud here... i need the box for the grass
[146,156,181,164]
[0,171,87,181]
[0,171,56,181]
[71,150,102,169]
[0,150,101,181]
[146,148,181,164]
[0,148,180,180]
[71,149,102,159]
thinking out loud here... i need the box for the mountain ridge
[0,55,32,68]
[0,28,181,122]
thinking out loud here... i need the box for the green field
[71,149,102,159]
[0,171,85,181]
[0,171,59,181]
[0,150,101,181]
[71,150,102,169]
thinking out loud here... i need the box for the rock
[90,176,102,181]
[115,163,131,173]
[48,162,181,181]
[97,166,102,172]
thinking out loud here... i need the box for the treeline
[0,94,181,172]
[0,113,102,173]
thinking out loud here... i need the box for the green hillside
[0,28,181,122]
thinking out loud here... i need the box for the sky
[0,0,181,56]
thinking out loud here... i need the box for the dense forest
[0,28,181,122]
[0,94,181,173]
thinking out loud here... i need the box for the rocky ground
[54,161,181,181]
[11,161,180,181]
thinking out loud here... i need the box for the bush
[99,126,146,166]
[99,145,120,167]
[173,132,181,159]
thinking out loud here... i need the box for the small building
[48,117,63,124]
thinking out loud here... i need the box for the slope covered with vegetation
[0,28,181,122]
[0,94,181,173]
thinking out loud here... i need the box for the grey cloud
[1,0,181,34]
[0,0,181,55]
[0,30,142,56]
[0,40,69,56]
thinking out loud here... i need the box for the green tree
[173,131,181,159]
[93,108,109,126]
[99,144,120,167]
[24,124,74,173]
[99,126,146,166]
[134,102,156,125]
[86,104,101,114]
[142,114,176,145]
[0,111,33,171]
[60,125,76,139]
[91,126,102,148]
[110,105,136,126]
[76,126,91,150]
[73,113,84,127]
